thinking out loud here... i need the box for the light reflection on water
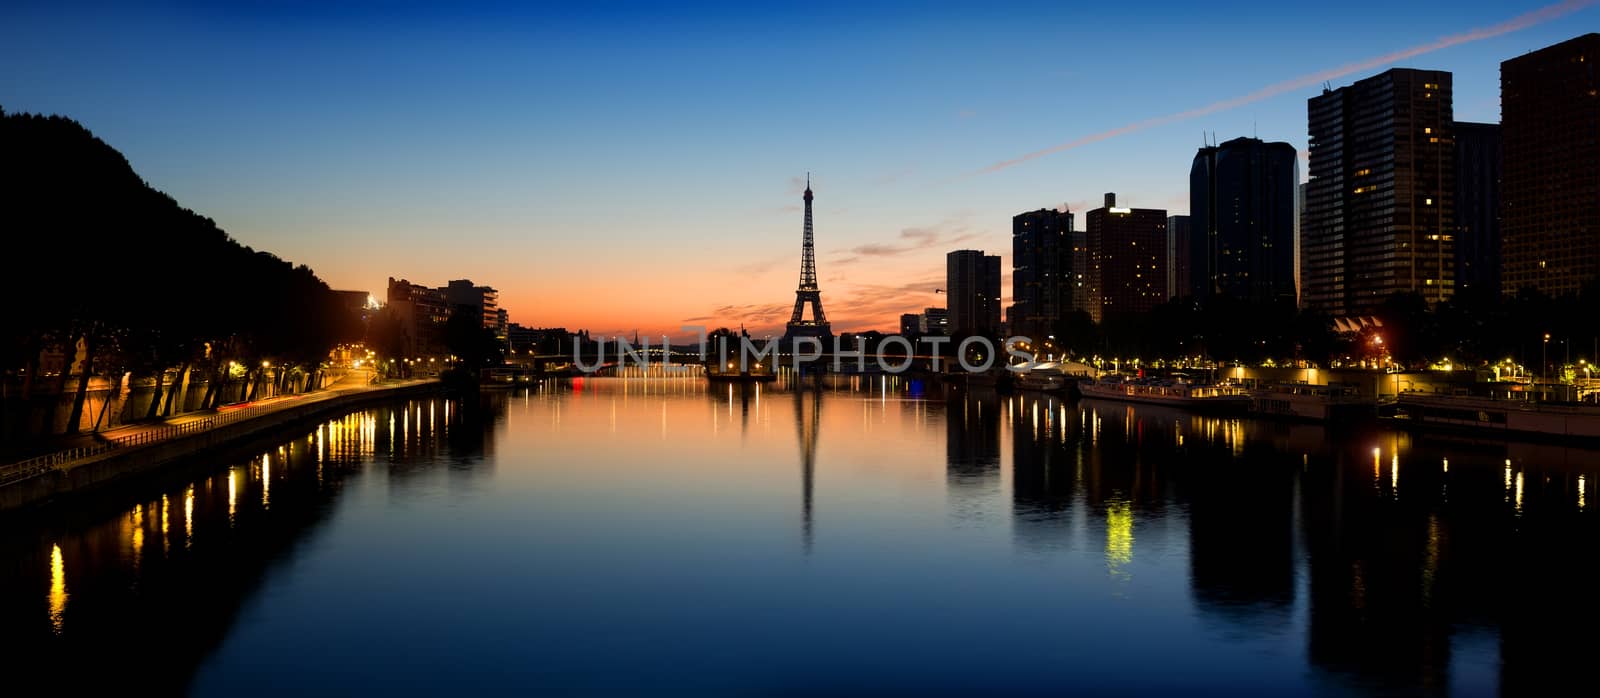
[3,378,1600,695]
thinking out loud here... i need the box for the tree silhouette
[1,108,362,440]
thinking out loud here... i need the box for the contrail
[979,0,1595,174]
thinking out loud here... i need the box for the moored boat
[1385,392,1600,440]
[1013,362,1078,395]
[1079,377,1251,413]
[1250,383,1373,421]
[1016,371,1069,393]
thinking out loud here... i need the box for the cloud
[852,243,904,256]
[826,275,950,332]
[688,273,954,335]
[688,302,797,334]
[734,254,792,276]
[830,214,980,260]
[978,0,1596,174]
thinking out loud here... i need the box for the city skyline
[2,0,1594,337]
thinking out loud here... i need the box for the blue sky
[2,0,1593,334]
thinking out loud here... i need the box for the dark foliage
[444,306,504,376]
[0,108,362,432]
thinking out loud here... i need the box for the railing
[0,376,423,487]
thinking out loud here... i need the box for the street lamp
[1544,333,1552,381]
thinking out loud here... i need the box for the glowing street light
[1544,333,1552,381]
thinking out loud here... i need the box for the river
[5,376,1599,695]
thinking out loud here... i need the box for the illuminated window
[1424,127,1432,134]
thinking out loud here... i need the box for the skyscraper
[946,250,1002,335]
[1070,231,1090,315]
[1085,193,1167,322]
[1302,68,1455,316]
[1189,137,1299,305]
[1166,215,1190,300]
[1011,208,1074,338]
[1453,121,1502,297]
[1501,33,1600,297]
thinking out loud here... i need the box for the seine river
[5,376,1600,695]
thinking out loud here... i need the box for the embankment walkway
[0,373,441,511]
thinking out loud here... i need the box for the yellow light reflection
[184,485,194,547]
[1515,471,1524,514]
[161,494,171,554]
[1580,475,1588,510]
[228,468,238,522]
[48,544,67,634]
[1106,500,1134,581]
[1422,515,1440,603]
[129,504,145,566]
[262,454,271,509]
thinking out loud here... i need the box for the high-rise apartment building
[1011,208,1074,338]
[1166,215,1190,300]
[1085,193,1167,322]
[1501,34,1600,297]
[1302,68,1455,315]
[946,250,1002,334]
[1453,121,1502,297]
[1189,137,1299,305]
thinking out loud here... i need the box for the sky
[2,0,1595,339]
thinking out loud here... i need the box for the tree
[444,307,504,377]
[1,109,363,442]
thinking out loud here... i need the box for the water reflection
[48,543,66,634]
[0,392,510,693]
[3,380,1600,694]
[946,390,1000,488]
[796,387,819,553]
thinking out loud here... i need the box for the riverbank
[0,377,442,513]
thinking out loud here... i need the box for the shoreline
[0,379,444,514]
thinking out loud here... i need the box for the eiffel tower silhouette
[782,174,833,347]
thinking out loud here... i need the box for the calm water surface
[6,376,1600,695]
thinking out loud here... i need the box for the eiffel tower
[782,174,833,346]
